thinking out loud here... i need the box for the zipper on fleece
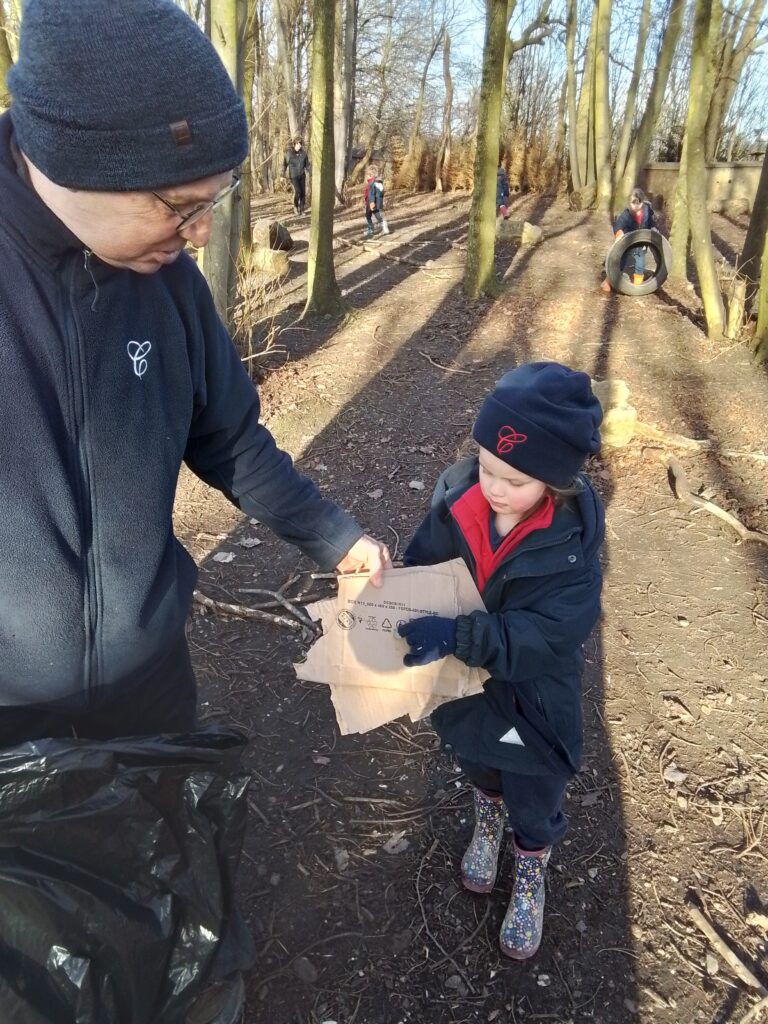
[65,253,101,703]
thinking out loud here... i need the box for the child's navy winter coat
[364,177,384,212]
[613,201,654,234]
[405,457,604,778]
[496,167,510,210]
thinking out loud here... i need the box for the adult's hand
[336,534,392,587]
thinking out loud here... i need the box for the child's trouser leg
[498,771,568,959]
[365,210,374,237]
[456,758,507,893]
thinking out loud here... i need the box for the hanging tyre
[604,228,673,296]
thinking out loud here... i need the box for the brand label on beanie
[496,425,527,455]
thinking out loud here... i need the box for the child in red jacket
[399,363,604,960]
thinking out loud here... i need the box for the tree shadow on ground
[189,199,638,1023]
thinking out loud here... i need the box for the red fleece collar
[450,484,554,592]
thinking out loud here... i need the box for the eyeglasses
[152,175,241,231]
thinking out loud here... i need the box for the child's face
[478,447,548,517]
[629,197,643,212]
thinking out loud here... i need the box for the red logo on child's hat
[497,425,527,454]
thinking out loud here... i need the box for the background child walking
[364,164,389,238]
[398,362,604,960]
[282,137,310,215]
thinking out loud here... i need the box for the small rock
[312,755,330,765]
[383,831,410,855]
[706,953,719,975]
[292,956,318,983]
[536,973,552,987]
[212,551,235,563]
[238,536,262,548]
[445,975,468,996]
[334,847,350,872]
[663,764,688,786]
[367,489,384,500]
[408,480,425,491]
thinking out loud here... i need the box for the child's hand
[398,616,457,666]
[336,534,391,587]
[369,201,376,211]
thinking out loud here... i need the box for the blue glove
[398,616,457,667]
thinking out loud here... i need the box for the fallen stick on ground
[419,351,472,374]
[739,993,768,1024]
[193,590,311,634]
[637,423,768,461]
[667,458,768,547]
[686,904,767,995]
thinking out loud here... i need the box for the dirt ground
[175,189,768,1024]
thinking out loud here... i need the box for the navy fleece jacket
[0,112,361,710]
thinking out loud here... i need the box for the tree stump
[592,378,637,448]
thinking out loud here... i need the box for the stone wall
[639,161,763,213]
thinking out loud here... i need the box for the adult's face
[23,155,233,274]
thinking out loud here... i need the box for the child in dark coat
[602,186,656,291]
[364,164,389,237]
[398,363,604,960]
[496,164,510,217]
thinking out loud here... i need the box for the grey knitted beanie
[7,0,248,191]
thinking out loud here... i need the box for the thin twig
[193,590,304,632]
[418,351,472,374]
[236,586,319,632]
[667,458,768,547]
[686,904,767,994]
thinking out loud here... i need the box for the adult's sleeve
[183,272,363,570]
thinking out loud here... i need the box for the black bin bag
[0,726,254,1024]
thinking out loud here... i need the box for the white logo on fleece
[127,340,151,379]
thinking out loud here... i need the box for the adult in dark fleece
[282,137,311,214]
[1,1,388,1020]
[399,362,604,960]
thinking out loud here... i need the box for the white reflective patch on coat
[498,726,525,745]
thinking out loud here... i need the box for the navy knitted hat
[7,0,248,191]
[472,362,602,487]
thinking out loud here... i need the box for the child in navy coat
[364,164,389,238]
[399,362,604,959]
[602,186,656,291]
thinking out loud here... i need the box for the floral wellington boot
[499,841,551,959]
[461,789,508,893]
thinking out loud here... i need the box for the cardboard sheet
[294,559,489,734]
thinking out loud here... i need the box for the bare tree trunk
[619,0,685,203]
[575,1,599,189]
[332,0,357,204]
[276,0,300,139]
[201,0,244,329]
[669,133,690,279]
[554,75,567,184]
[349,0,392,184]
[435,32,453,192]
[465,0,507,299]
[254,0,272,192]
[565,0,581,189]
[240,0,257,254]
[705,0,763,160]
[503,0,553,79]
[613,0,651,186]
[753,227,768,362]
[687,0,725,336]
[406,24,445,164]
[0,4,13,110]
[303,0,345,317]
[738,150,768,304]
[593,0,613,210]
